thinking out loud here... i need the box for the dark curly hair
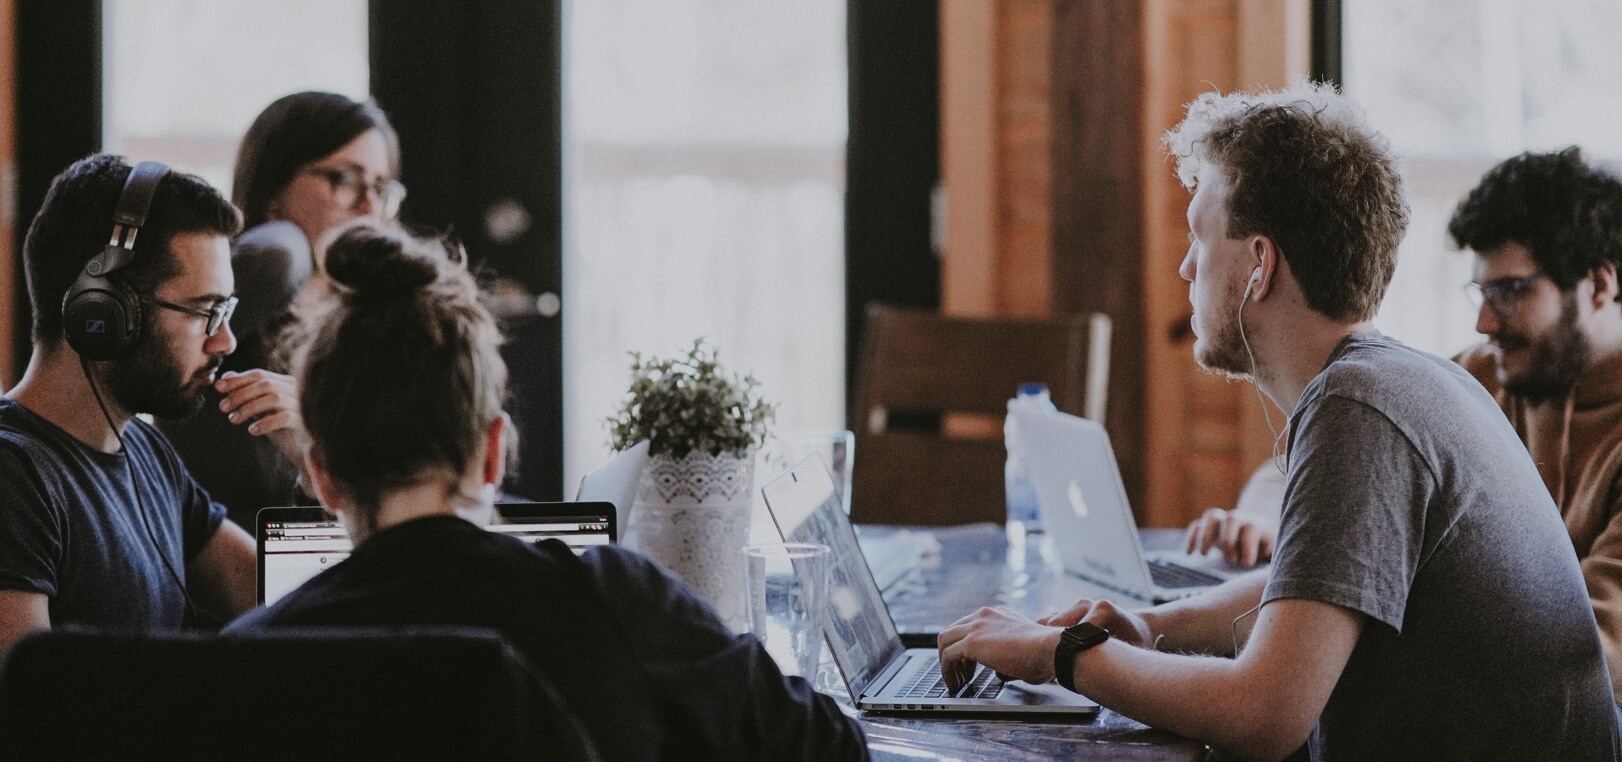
[1448,147,1622,300]
[1166,83,1410,322]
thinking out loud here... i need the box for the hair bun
[323,225,441,297]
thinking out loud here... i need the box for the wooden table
[851,524,1209,762]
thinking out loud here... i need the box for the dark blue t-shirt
[0,398,225,630]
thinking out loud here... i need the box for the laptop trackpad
[999,680,1100,709]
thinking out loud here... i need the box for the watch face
[1062,622,1109,645]
[1054,621,1110,694]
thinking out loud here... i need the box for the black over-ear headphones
[63,160,170,361]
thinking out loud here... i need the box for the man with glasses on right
[1451,147,1622,702]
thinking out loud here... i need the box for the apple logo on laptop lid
[1066,479,1090,519]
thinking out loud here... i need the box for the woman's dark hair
[233,91,399,230]
[293,226,506,526]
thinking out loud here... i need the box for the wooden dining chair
[848,305,1111,526]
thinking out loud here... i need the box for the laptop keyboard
[894,656,1003,700]
[1148,558,1224,589]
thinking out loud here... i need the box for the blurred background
[2,0,1618,525]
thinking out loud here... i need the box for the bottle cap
[1017,382,1049,397]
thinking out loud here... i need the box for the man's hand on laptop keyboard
[1183,463,1285,568]
[1183,507,1277,568]
[937,607,1062,695]
[1038,598,1152,649]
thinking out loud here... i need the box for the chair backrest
[0,626,600,762]
[849,305,1111,525]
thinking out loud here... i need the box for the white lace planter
[624,449,754,631]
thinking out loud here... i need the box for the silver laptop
[762,456,1098,717]
[1013,407,1240,604]
[574,440,649,533]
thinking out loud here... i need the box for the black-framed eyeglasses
[1463,273,1550,314]
[142,295,238,336]
[301,165,406,219]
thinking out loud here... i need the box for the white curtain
[562,0,849,489]
[103,0,369,190]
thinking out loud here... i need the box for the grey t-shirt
[1263,334,1619,761]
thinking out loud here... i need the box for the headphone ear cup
[66,159,167,362]
[63,269,142,361]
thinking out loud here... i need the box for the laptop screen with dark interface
[257,502,617,605]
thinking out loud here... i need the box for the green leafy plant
[608,339,776,459]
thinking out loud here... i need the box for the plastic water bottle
[1005,382,1057,550]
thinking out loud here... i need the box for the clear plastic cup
[743,542,831,679]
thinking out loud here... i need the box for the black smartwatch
[1052,622,1110,693]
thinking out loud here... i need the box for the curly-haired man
[938,86,1618,761]
[1452,147,1622,703]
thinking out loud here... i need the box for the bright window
[103,1,369,191]
[562,0,848,486]
[1346,0,1622,357]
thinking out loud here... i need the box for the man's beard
[1500,292,1590,404]
[100,331,222,420]
[1193,282,1254,380]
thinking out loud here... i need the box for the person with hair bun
[160,91,403,530]
[226,227,866,760]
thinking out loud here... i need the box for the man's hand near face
[215,369,306,467]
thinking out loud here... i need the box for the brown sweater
[1458,344,1622,701]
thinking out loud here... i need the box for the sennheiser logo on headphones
[84,320,106,334]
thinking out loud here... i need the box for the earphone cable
[1236,285,1289,474]
[1231,600,1263,656]
[81,357,197,624]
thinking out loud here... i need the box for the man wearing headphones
[0,155,297,651]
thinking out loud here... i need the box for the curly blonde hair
[1164,82,1410,322]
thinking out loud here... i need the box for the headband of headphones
[62,160,171,361]
[88,160,170,279]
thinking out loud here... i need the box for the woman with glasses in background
[159,91,405,531]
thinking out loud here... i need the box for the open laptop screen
[761,457,905,698]
[257,502,616,605]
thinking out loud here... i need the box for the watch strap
[1053,622,1110,693]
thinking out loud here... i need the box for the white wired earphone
[1236,264,1289,471]
[1231,263,1274,651]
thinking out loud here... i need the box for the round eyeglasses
[141,295,238,336]
[301,165,406,219]
[1463,273,1550,315]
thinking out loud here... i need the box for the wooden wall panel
[941,0,1054,320]
[995,0,1052,318]
[1142,0,1306,526]
[1050,0,1150,518]
[939,0,997,317]
[940,0,1307,526]
[1144,0,1247,527]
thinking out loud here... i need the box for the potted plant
[608,339,775,628]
